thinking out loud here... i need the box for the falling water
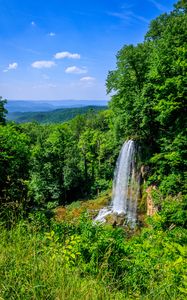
[95,140,139,226]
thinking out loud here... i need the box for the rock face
[146,186,158,216]
[105,213,126,227]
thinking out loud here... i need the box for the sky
[0,0,176,101]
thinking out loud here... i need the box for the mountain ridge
[7,105,107,124]
[6,100,108,113]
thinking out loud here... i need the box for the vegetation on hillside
[0,196,187,299]
[0,108,117,216]
[0,1,186,299]
[107,0,187,195]
[7,105,107,124]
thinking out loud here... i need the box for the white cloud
[8,62,18,70]
[31,21,36,26]
[48,32,56,36]
[65,66,87,74]
[31,60,56,69]
[80,76,95,81]
[3,62,18,72]
[54,51,80,59]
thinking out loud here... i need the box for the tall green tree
[0,96,7,125]
[106,43,155,144]
[0,124,30,215]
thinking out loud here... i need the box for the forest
[7,105,107,124]
[0,1,186,299]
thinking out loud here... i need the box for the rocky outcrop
[146,186,158,216]
[105,212,126,227]
[140,165,150,184]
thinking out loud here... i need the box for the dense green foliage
[0,1,187,299]
[0,96,7,125]
[0,124,30,218]
[107,1,187,194]
[7,106,107,124]
[0,196,187,299]
[0,109,118,215]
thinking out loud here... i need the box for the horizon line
[8,99,109,101]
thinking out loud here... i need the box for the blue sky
[0,0,176,101]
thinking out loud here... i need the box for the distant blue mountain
[6,100,108,113]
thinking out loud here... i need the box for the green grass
[0,221,124,300]
[0,195,187,300]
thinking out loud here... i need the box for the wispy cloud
[54,51,80,59]
[80,76,95,82]
[108,11,131,21]
[31,60,56,69]
[65,66,87,74]
[133,13,149,24]
[80,76,95,86]
[108,10,149,24]
[48,32,56,37]
[148,0,167,12]
[3,62,18,72]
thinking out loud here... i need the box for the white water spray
[95,140,139,226]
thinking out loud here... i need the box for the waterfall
[95,140,139,226]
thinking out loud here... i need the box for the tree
[0,124,30,217]
[28,124,69,206]
[0,96,7,125]
[107,43,151,136]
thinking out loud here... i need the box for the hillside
[5,100,108,113]
[7,105,107,124]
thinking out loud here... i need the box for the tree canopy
[107,1,187,193]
